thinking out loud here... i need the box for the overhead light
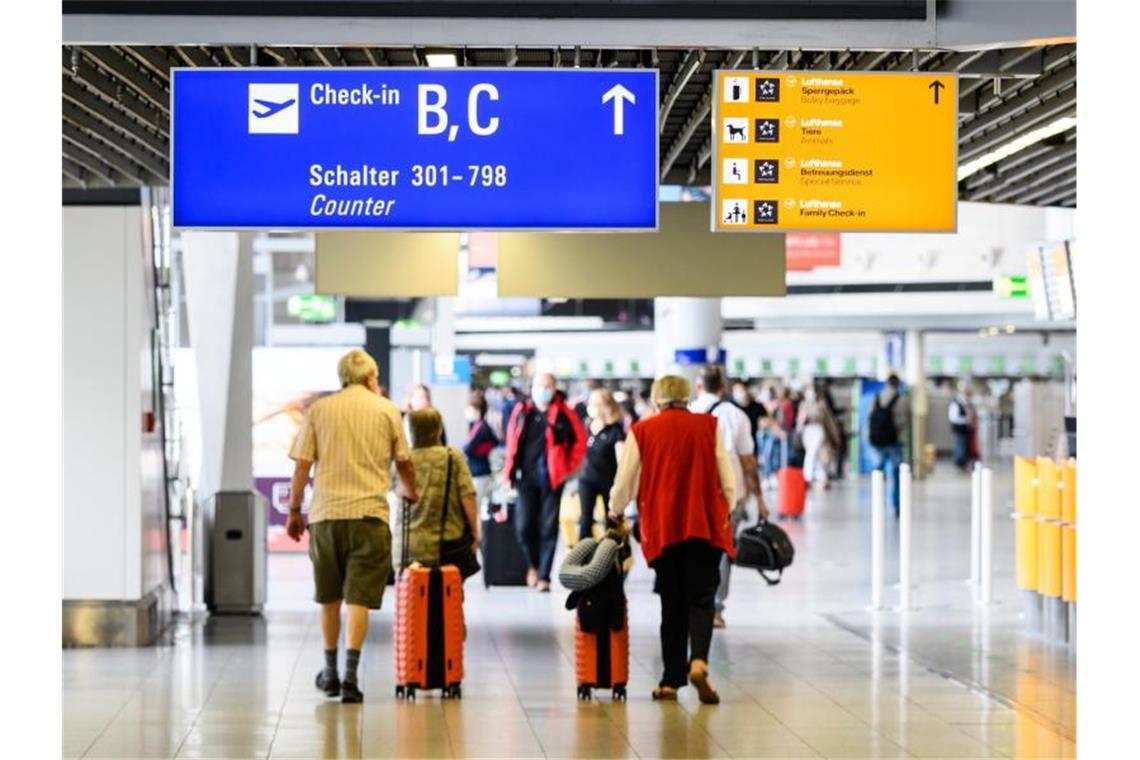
[988,326,1000,336]
[1005,325,1016,334]
[957,116,1077,182]
[425,52,458,68]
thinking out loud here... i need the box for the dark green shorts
[308,518,391,609]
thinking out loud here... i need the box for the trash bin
[204,491,267,614]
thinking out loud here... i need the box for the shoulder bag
[438,449,482,579]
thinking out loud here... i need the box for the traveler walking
[404,409,481,574]
[866,374,910,517]
[286,349,418,704]
[404,383,446,445]
[731,379,767,442]
[797,384,840,489]
[608,375,737,704]
[462,390,499,516]
[949,385,972,471]
[577,388,627,541]
[502,372,587,592]
[690,367,766,629]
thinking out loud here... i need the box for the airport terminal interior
[61,2,1081,758]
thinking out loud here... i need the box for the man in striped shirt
[287,349,418,704]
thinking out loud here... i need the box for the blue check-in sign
[171,68,659,230]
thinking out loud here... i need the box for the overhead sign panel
[712,70,957,233]
[172,68,658,230]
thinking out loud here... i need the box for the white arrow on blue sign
[171,67,660,230]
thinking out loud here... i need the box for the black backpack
[867,393,900,448]
[734,520,795,585]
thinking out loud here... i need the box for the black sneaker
[340,680,364,704]
[316,669,341,698]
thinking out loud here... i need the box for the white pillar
[871,469,885,610]
[430,296,468,448]
[899,463,912,610]
[980,466,994,604]
[654,297,722,381]
[970,463,982,586]
[904,329,928,478]
[181,232,255,497]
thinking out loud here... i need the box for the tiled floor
[64,465,1076,758]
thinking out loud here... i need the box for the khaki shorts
[308,518,391,609]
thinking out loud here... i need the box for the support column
[905,329,928,478]
[430,296,468,448]
[181,232,255,497]
[182,232,265,613]
[654,297,722,381]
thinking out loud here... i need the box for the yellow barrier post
[1061,459,1077,646]
[1036,457,1066,642]
[1013,457,1042,633]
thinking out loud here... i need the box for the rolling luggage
[481,501,529,588]
[572,567,629,701]
[778,437,807,519]
[393,498,465,700]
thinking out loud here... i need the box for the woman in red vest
[608,375,737,704]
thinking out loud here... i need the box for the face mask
[587,404,600,420]
[732,390,750,405]
[533,387,554,407]
[463,407,478,423]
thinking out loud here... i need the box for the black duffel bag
[734,520,795,586]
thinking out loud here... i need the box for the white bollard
[970,463,982,586]
[899,463,912,610]
[980,466,994,604]
[871,469,885,610]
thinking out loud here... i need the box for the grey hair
[337,349,379,388]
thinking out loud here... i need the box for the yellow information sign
[712,70,958,233]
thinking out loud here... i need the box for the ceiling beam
[965,139,1075,197]
[63,102,169,179]
[62,141,123,186]
[659,49,704,133]
[121,46,173,81]
[61,156,102,187]
[62,77,168,159]
[959,95,1076,162]
[659,50,746,180]
[991,160,1077,204]
[174,46,215,67]
[81,46,170,114]
[959,64,1076,142]
[65,50,168,136]
[1022,177,1077,206]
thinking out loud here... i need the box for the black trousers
[652,539,723,689]
[514,473,564,582]
[577,479,612,541]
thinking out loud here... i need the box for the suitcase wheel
[612,685,627,702]
[445,684,462,699]
[395,685,405,700]
[406,686,416,701]
[577,685,593,701]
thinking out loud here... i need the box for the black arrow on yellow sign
[929,79,945,104]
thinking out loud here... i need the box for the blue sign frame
[171,67,659,231]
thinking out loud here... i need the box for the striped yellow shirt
[289,384,411,524]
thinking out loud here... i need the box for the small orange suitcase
[394,500,465,700]
[573,570,628,701]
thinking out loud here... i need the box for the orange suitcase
[573,570,628,701]
[394,499,465,700]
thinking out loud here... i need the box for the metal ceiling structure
[60,42,1076,207]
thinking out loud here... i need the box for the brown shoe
[651,686,678,701]
[536,580,551,593]
[689,663,720,705]
[713,612,726,629]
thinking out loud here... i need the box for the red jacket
[502,392,587,491]
[631,408,735,566]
